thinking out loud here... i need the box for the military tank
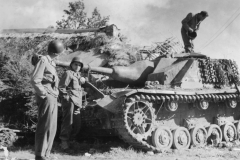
[65,52,240,152]
[2,24,240,151]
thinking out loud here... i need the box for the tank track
[112,92,240,152]
[113,100,160,152]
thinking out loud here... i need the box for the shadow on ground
[9,132,130,157]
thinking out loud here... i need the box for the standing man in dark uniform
[31,40,64,160]
[181,11,209,53]
[59,57,86,151]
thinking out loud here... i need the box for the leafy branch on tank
[198,58,240,88]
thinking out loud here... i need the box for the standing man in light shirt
[31,40,64,160]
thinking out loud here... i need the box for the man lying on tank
[58,56,86,152]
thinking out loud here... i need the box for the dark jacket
[59,70,85,107]
[182,13,202,32]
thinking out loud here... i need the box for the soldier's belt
[66,88,82,91]
[41,81,54,85]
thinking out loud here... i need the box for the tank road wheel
[221,123,237,142]
[207,124,222,145]
[124,100,155,140]
[197,99,209,110]
[226,99,237,108]
[189,126,207,147]
[172,127,191,150]
[235,121,240,139]
[166,100,178,112]
[152,127,173,150]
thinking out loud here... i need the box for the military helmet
[70,56,84,70]
[48,40,64,54]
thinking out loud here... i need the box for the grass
[2,137,240,160]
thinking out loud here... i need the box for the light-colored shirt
[31,55,59,99]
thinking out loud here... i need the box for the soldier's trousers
[35,94,58,157]
[59,99,81,141]
[181,27,194,52]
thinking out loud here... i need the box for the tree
[87,7,109,28]
[56,0,109,29]
[56,0,87,29]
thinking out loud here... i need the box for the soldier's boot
[35,156,48,160]
[60,140,74,154]
[45,155,58,160]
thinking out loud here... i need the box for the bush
[0,40,36,131]
[0,33,138,132]
[0,32,181,133]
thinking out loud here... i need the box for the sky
[1,0,240,62]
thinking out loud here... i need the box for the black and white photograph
[1,0,240,160]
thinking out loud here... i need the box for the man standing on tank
[31,40,65,160]
[181,11,209,53]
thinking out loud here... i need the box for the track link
[112,92,240,152]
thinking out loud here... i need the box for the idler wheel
[172,127,191,150]
[235,120,240,140]
[152,126,173,150]
[190,126,207,147]
[221,123,237,142]
[197,99,209,110]
[166,100,178,112]
[206,124,222,145]
[124,100,155,140]
[226,99,237,108]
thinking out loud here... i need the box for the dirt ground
[1,137,240,160]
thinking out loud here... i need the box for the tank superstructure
[75,52,240,151]
[2,24,240,151]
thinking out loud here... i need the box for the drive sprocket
[123,98,155,140]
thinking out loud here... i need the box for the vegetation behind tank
[0,33,131,131]
[0,29,181,133]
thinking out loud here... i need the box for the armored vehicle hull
[79,53,240,151]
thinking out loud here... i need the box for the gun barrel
[55,60,70,67]
[84,66,113,74]
[55,60,113,75]
[85,60,155,84]
[57,60,155,84]
[56,28,100,34]
[1,25,117,36]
